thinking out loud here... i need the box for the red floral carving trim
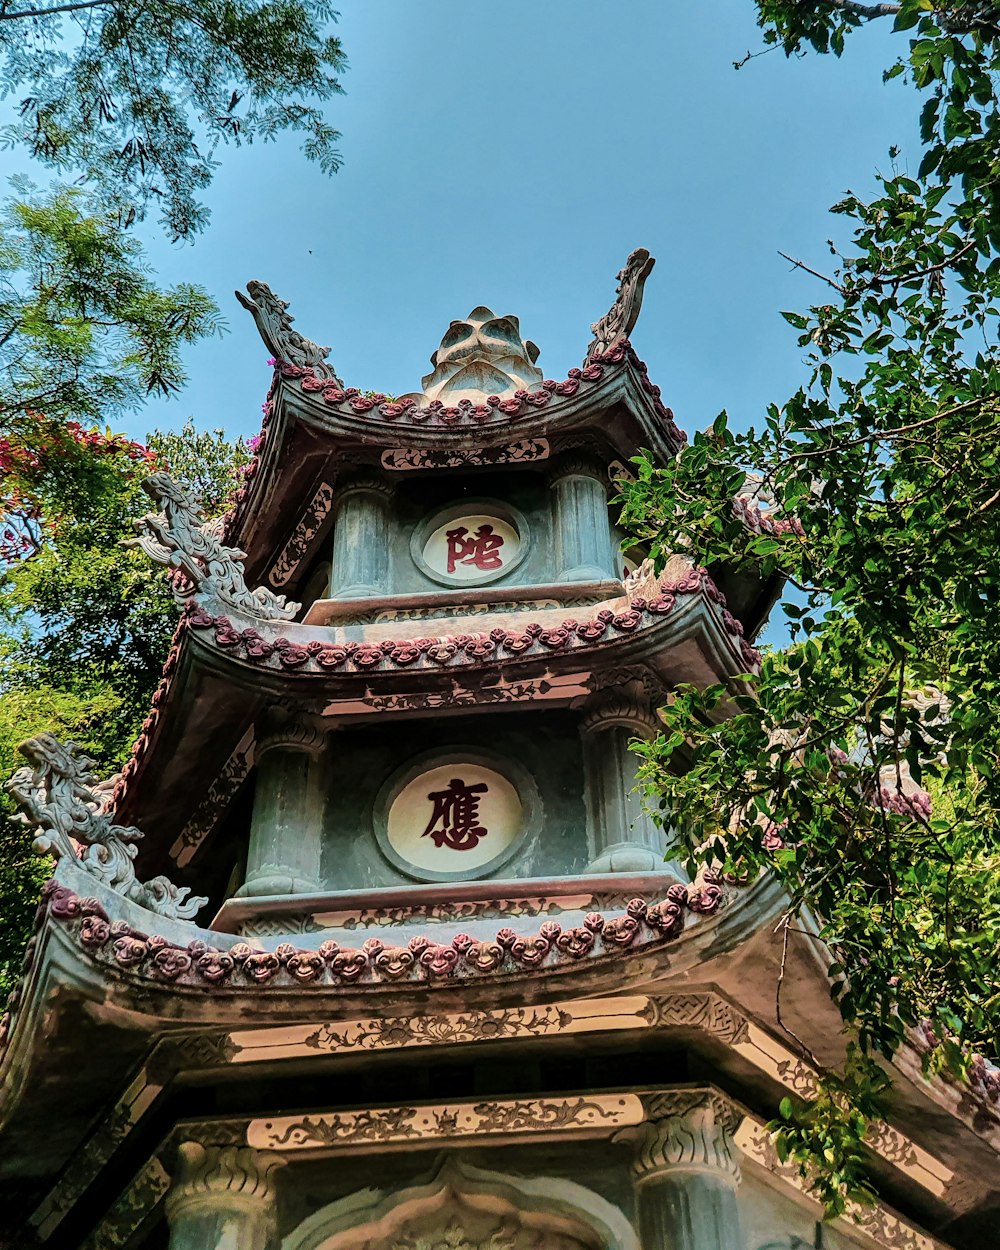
[34,873,731,993]
[276,341,683,443]
[189,569,760,679]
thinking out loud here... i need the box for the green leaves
[0,415,248,996]
[0,185,220,424]
[0,0,347,237]
[619,0,1000,1215]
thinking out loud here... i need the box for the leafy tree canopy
[0,413,247,995]
[619,0,1000,1213]
[0,0,346,237]
[1,183,221,427]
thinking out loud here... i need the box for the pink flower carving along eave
[107,567,759,812]
[1,875,722,1011]
[223,341,684,542]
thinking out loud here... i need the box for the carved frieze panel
[171,728,255,867]
[79,1158,170,1250]
[248,1094,643,1152]
[268,481,336,588]
[381,439,550,472]
[228,998,651,1063]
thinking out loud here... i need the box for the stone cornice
[21,874,727,996]
[108,562,757,815]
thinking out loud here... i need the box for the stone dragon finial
[126,472,299,621]
[236,280,342,382]
[6,733,207,920]
[586,247,656,360]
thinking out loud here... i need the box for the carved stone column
[631,1091,745,1250]
[328,476,394,599]
[165,1143,285,1250]
[237,716,328,898]
[549,456,617,583]
[581,690,664,873]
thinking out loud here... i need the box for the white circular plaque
[386,762,523,875]
[421,513,520,584]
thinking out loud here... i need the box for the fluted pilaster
[631,1091,745,1250]
[328,476,394,599]
[237,714,328,898]
[165,1143,285,1250]
[582,689,664,873]
[549,456,617,583]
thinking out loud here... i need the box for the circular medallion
[412,501,528,588]
[385,761,523,877]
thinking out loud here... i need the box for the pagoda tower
[1,252,997,1249]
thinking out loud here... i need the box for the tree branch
[779,251,847,295]
[0,0,114,18]
[833,0,901,16]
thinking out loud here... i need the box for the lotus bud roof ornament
[587,247,656,360]
[236,280,342,382]
[5,733,207,920]
[126,471,300,621]
[413,306,544,405]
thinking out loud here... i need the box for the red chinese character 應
[445,524,505,574]
[422,778,489,850]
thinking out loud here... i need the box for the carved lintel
[587,248,655,360]
[126,472,300,621]
[5,734,207,921]
[165,1143,285,1220]
[381,440,550,472]
[626,1090,741,1183]
[236,280,341,381]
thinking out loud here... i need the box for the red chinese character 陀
[445,524,505,574]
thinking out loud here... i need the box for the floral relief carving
[171,731,255,866]
[391,1222,516,1250]
[251,1095,639,1151]
[300,1007,571,1055]
[269,481,336,587]
[380,440,551,471]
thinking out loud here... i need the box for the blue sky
[124,1,920,446]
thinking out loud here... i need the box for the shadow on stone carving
[283,1157,639,1250]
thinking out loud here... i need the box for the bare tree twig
[0,0,113,18]
[779,251,847,295]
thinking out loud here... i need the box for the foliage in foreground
[0,184,221,424]
[620,0,1000,1215]
[0,0,347,237]
[0,415,247,994]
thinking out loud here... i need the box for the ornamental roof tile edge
[4,878,999,1131]
[223,341,684,542]
[106,566,761,811]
